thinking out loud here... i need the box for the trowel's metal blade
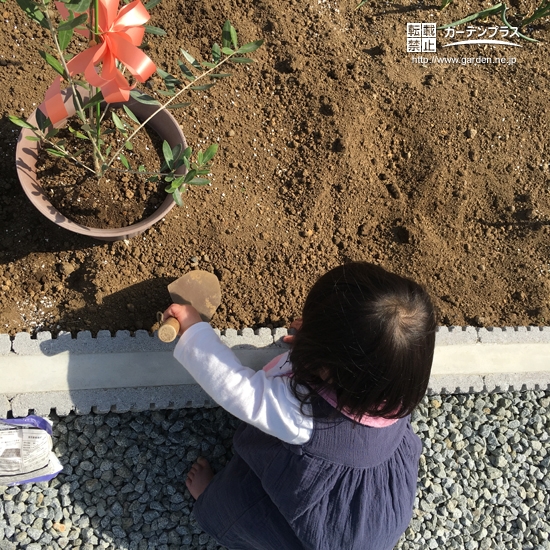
[167,270,221,321]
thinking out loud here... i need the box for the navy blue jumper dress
[192,397,422,550]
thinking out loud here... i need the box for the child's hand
[163,304,203,336]
[282,318,303,344]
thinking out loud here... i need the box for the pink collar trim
[317,388,398,428]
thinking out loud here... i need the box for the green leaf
[230,25,238,49]
[188,177,210,185]
[15,0,49,28]
[441,0,454,8]
[25,136,41,141]
[83,90,104,110]
[144,0,162,10]
[202,143,218,164]
[63,0,93,12]
[177,60,195,81]
[184,169,198,183]
[237,40,264,54]
[145,25,166,36]
[119,153,130,169]
[45,148,67,157]
[162,140,173,165]
[35,108,51,131]
[221,47,235,55]
[58,27,74,51]
[111,112,126,132]
[45,127,60,139]
[183,147,192,159]
[173,157,186,170]
[57,12,87,31]
[8,115,36,129]
[130,90,160,105]
[166,102,191,110]
[209,73,232,79]
[157,68,181,89]
[124,141,133,150]
[190,83,215,91]
[138,165,146,173]
[222,20,232,49]
[197,150,204,165]
[68,126,88,139]
[181,49,202,71]
[212,43,221,64]
[157,89,176,97]
[39,50,65,76]
[165,176,185,191]
[171,143,183,163]
[122,104,140,124]
[230,57,254,64]
[172,187,183,206]
[105,146,112,156]
[201,61,217,68]
[72,87,84,116]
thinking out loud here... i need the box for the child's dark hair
[289,262,436,420]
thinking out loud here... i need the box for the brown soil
[38,114,168,228]
[1,0,550,336]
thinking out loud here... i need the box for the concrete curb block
[477,326,550,344]
[1,326,549,417]
[8,386,215,418]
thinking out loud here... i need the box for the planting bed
[0,0,549,336]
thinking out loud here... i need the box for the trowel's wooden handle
[158,317,180,343]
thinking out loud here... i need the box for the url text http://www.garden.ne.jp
[411,55,517,65]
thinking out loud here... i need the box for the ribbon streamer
[42,0,156,124]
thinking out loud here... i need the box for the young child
[163,262,436,550]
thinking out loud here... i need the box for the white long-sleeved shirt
[174,322,314,444]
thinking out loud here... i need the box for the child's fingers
[282,318,303,344]
[289,318,303,330]
[163,304,203,334]
[162,304,182,321]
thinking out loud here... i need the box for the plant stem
[93,0,101,159]
[105,54,235,172]
[37,132,97,175]
[41,0,105,173]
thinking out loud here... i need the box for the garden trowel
[158,270,221,343]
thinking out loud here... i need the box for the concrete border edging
[1,326,549,417]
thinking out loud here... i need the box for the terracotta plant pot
[15,87,187,241]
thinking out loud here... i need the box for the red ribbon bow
[43,0,156,124]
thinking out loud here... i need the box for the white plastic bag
[0,416,63,486]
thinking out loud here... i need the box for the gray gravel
[0,390,549,549]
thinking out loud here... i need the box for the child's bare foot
[186,457,214,500]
